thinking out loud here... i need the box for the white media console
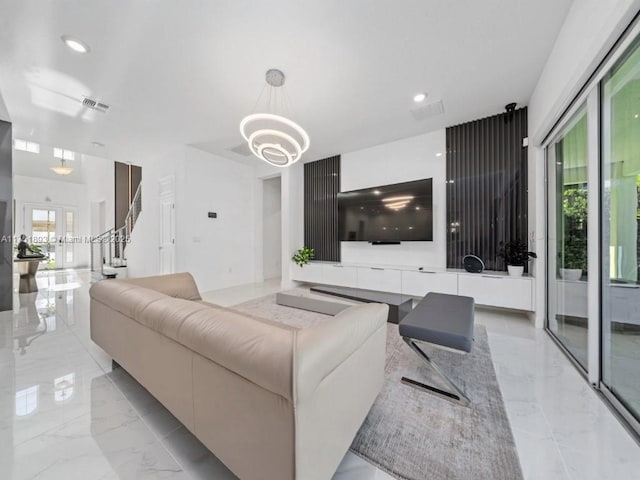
[292,262,534,312]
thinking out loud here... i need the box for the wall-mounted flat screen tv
[338,178,433,242]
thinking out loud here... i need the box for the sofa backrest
[120,272,202,300]
[90,277,296,400]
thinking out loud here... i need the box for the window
[53,147,75,161]
[54,373,75,403]
[14,138,40,153]
[15,385,39,416]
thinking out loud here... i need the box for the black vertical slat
[446,107,528,270]
[303,155,340,262]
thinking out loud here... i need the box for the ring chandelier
[240,69,309,168]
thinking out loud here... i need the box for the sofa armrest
[120,272,202,300]
[294,303,388,402]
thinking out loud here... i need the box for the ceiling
[0,0,573,166]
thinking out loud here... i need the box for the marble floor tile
[511,428,571,480]
[2,270,640,480]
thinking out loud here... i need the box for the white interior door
[158,176,175,275]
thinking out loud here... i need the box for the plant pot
[507,265,524,277]
[560,268,582,281]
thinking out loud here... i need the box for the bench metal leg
[401,337,471,407]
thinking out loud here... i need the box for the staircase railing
[91,184,142,276]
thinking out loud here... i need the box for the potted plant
[559,188,587,281]
[559,243,586,280]
[498,240,537,277]
[292,247,314,267]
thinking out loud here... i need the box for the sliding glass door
[547,107,590,370]
[601,35,640,423]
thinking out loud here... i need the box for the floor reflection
[14,293,47,356]
[91,368,237,479]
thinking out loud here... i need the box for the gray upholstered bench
[399,292,475,406]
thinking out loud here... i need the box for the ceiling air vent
[410,99,444,121]
[82,96,110,113]
[229,143,253,157]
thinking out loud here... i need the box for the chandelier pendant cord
[249,81,294,120]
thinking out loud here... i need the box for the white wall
[262,176,281,280]
[82,153,115,234]
[281,162,304,287]
[13,175,91,267]
[528,0,640,327]
[176,147,257,292]
[126,146,259,293]
[340,129,446,268]
[125,146,186,278]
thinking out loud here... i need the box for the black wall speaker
[463,255,485,273]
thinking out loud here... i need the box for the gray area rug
[233,292,523,480]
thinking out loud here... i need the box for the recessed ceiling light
[61,35,90,53]
[91,141,105,147]
[413,93,427,103]
[635,114,639,118]
[435,152,443,157]
[373,190,381,195]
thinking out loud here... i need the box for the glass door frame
[544,90,600,381]
[24,203,78,270]
[542,15,640,438]
[598,24,640,436]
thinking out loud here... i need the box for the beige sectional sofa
[89,273,388,480]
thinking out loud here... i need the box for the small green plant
[29,244,44,255]
[560,188,588,271]
[292,247,315,267]
[498,240,537,267]
[14,242,45,256]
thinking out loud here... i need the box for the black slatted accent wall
[446,107,528,271]
[304,156,341,262]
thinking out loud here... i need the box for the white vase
[507,265,524,277]
[560,268,582,281]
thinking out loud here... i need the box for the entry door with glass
[26,205,77,269]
